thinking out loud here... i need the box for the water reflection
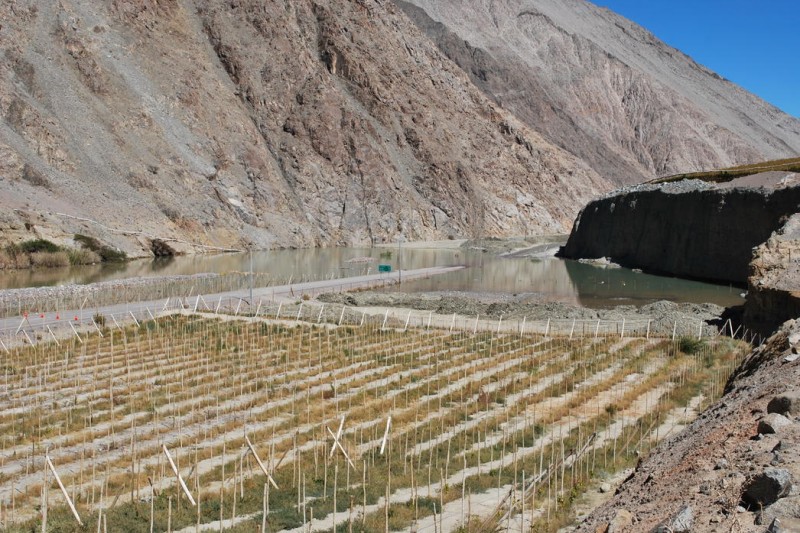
[561,260,744,308]
[0,246,744,309]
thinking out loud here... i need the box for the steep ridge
[0,0,609,255]
[397,0,800,185]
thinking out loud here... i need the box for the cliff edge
[559,183,800,285]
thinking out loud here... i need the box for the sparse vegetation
[1,312,748,532]
[651,156,800,185]
[74,233,128,262]
[0,237,125,271]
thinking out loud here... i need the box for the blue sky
[597,1,799,118]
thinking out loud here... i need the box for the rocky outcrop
[0,0,608,256]
[745,214,800,336]
[578,321,800,532]
[397,0,800,185]
[559,183,800,284]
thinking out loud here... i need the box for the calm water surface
[0,246,744,309]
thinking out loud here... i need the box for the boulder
[652,505,693,533]
[767,518,783,533]
[767,394,800,416]
[759,495,800,527]
[743,469,793,507]
[759,413,792,434]
[608,508,633,532]
[669,505,694,533]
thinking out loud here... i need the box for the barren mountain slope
[0,0,609,256]
[398,0,800,185]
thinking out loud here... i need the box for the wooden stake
[47,325,60,346]
[69,322,84,344]
[162,445,196,506]
[327,426,355,469]
[46,455,83,525]
[245,436,279,489]
[92,318,104,337]
[380,417,392,455]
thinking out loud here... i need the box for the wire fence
[4,297,757,354]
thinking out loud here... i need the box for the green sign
[378,264,392,273]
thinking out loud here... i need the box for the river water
[0,245,744,309]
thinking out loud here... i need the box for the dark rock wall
[559,185,800,284]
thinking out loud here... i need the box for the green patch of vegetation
[1,236,126,271]
[650,156,800,185]
[678,336,706,355]
[74,233,128,262]
[16,239,61,254]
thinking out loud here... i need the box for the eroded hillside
[0,0,609,256]
[398,0,800,185]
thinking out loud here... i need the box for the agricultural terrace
[0,312,749,532]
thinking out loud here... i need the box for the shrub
[68,248,102,265]
[0,251,14,269]
[93,312,106,327]
[30,251,70,268]
[12,253,31,268]
[17,239,61,254]
[678,337,705,355]
[74,234,127,262]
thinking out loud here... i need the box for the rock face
[0,0,609,255]
[559,183,800,284]
[745,214,800,336]
[578,322,800,532]
[397,0,800,185]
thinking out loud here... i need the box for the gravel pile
[601,179,713,199]
[318,290,727,335]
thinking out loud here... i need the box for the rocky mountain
[0,0,609,256]
[397,0,800,185]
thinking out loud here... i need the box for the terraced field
[0,313,748,532]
